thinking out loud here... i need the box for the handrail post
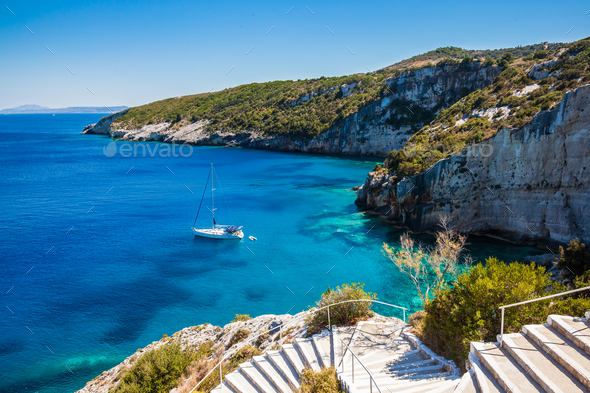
[370,376,373,393]
[500,308,505,346]
[219,361,222,384]
[327,306,331,331]
[403,308,406,323]
[352,352,354,383]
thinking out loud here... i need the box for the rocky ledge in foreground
[356,84,590,246]
[76,311,404,393]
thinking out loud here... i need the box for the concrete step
[350,322,402,350]
[471,341,543,393]
[342,362,445,380]
[548,315,590,357]
[500,333,585,393]
[225,370,261,393]
[423,378,461,393]
[333,326,355,369]
[354,342,415,366]
[468,352,503,393]
[252,356,292,393]
[281,344,306,377]
[349,376,453,393]
[239,362,279,393]
[524,324,590,389]
[265,350,300,390]
[211,382,236,393]
[294,338,321,372]
[454,369,479,393]
[312,333,332,368]
[355,348,428,370]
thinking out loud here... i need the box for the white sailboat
[191,164,244,240]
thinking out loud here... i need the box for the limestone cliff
[356,84,590,245]
[82,64,500,157]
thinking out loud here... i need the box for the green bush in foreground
[418,258,590,370]
[306,283,376,336]
[112,343,194,393]
[298,367,342,393]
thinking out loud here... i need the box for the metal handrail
[189,298,407,392]
[499,285,590,345]
[338,337,383,393]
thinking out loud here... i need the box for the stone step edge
[340,361,444,379]
[224,370,255,393]
[239,363,276,393]
[294,338,321,371]
[341,356,434,374]
[548,315,590,357]
[498,333,564,393]
[471,341,523,393]
[453,368,477,393]
[403,330,460,377]
[523,325,590,390]
[265,351,300,390]
[468,352,493,393]
[250,356,292,393]
[311,332,333,368]
[339,373,454,393]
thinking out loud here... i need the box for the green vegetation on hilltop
[384,38,590,179]
[114,74,387,138]
[112,42,551,139]
[386,43,554,70]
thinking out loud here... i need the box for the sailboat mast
[211,163,215,229]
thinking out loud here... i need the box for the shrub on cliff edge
[112,343,194,393]
[298,367,342,393]
[417,258,590,370]
[228,328,250,347]
[306,283,376,336]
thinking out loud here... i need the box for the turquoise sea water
[0,114,542,392]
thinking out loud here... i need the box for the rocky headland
[355,84,590,246]
[82,63,499,157]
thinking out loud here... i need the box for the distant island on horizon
[0,104,129,114]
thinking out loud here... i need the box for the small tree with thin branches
[382,215,471,302]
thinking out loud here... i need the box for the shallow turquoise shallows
[0,114,541,392]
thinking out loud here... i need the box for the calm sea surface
[0,114,542,392]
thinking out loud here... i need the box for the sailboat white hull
[192,227,243,239]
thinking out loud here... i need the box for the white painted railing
[499,285,590,345]
[338,337,383,393]
[189,298,407,392]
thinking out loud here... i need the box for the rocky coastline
[82,64,500,157]
[75,311,404,393]
[355,84,590,246]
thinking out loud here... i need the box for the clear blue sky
[1,0,589,109]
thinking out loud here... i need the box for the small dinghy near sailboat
[191,164,243,240]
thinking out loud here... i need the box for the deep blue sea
[0,114,542,392]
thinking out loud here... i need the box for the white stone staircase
[211,321,462,393]
[465,312,590,393]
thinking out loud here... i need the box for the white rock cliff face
[82,64,500,157]
[356,84,590,245]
